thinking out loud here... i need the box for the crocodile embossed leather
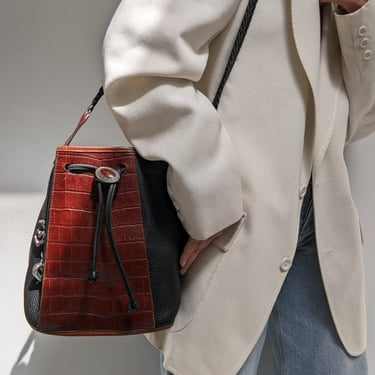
[24,146,187,335]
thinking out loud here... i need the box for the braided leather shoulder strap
[65,0,259,145]
[213,0,259,108]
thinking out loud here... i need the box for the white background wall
[0,1,374,374]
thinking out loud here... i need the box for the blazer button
[359,37,370,49]
[280,258,292,272]
[358,25,368,37]
[363,50,373,61]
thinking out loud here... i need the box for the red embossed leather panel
[38,146,155,335]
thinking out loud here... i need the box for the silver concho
[95,166,120,184]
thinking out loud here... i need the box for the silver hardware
[33,220,46,247]
[95,166,121,184]
[32,252,44,283]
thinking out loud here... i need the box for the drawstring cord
[66,163,138,312]
[89,177,103,283]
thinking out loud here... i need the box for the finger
[179,231,224,274]
[180,238,207,274]
[209,230,224,241]
[180,247,201,275]
[179,238,199,268]
[180,233,222,274]
[180,236,212,268]
[180,239,213,274]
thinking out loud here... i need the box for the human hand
[319,0,367,13]
[179,231,223,275]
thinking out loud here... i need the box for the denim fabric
[160,179,368,375]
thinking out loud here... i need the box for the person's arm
[102,0,244,241]
[322,0,375,143]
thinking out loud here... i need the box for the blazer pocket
[211,212,247,252]
[170,212,247,332]
[170,243,225,332]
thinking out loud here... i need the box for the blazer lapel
[314,6,344,163]
[290,0,343,164]
[290,0,321,104]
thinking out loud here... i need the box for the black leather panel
[24,171,54,329]
[135,154,188,328]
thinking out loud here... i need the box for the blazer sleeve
[333,0,375,144]
[102,0,244,240]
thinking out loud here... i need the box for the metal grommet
[95,166,121,184]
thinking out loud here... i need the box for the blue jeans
[160,180,368,374]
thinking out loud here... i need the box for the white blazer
[103,0,375,374]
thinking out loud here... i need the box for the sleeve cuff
[334,0,375,79]
[166,165,244,241]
